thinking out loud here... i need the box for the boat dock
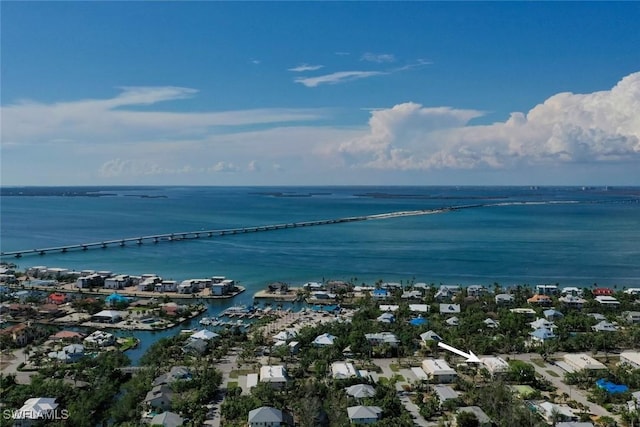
[0,207,455,258]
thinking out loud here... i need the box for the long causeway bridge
[1,206,473,259]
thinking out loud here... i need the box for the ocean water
[2,186,640,363]
[2,186,640,290]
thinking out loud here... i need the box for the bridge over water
[1,206,476,259]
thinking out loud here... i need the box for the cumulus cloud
[99,158,198,177]
[361,53,396,63]
[329,72,640,170]
[208,161,239,173]
[288,64,324,72]
[294,71,386,88]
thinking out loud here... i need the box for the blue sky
[2,2,639,186]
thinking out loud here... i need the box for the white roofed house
[13,397,60,427]
[495,293,515,305]
[592,320,618,332]
[439,304,461,315]
[467,285,487,297]
[365,332,399,348]
[144,385,173,411]
[313,333,337,347]
[376,312,395,324]
[480,356,510,377]
[595,295,621,306]
[331,361,360,379]
[530,318,557,331]
[620,351,640,369]
[345,384,376,399]
[422,358,457,383]
[260,365,288,389]
[420,330,443,344]
[91,309,124,323]
[84,330,115,347]
[559,295,587,309]
[562,354,607,372]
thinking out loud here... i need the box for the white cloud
[208,161,239,173]
[247,160,260,172]
[294,71,386,88]
[99,158,198,177]
[327,72,640,170]
[1,86,326,145]
[288,64,324,72]
[361,53,395,63]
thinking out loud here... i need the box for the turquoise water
[2,186,639,364]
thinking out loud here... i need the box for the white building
[480,356,510,376]
[595,295,620,306]
[421,359,457,383]
[331,361,360,379]
[563,353,607,372]
[13,397,60,427]
[259,365,288,389]
[620,351,640,369]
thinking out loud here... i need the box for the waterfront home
[144,385,173,411]
[268,282,289,294]
[182,338,208,355]
[495,293,515,305]
[527,294,552,305]
[561,287,584,297]
[331,361,360,379]
[177,281,195,294]
[345,384,376,399]
[421,358,457,383]
[84,330,115,347]
[593,288,614,296]
[104,275,132,290]
[137,276,161,292]
[13,397,59,426]
[48,343,85,363]
[434,285,460,302]
[372,289,389,300]
[562,353,607,372]
[91,309,124,323]
[326,280,351,293]
[76,273,104,289]
[536,284,559,295]
[149,411,183,427]
[190,329,219,341]
[0,323,36,347]
[420,330,443,343]
[313,333,337,347]
[480,356,510,377]
[439,304,461,315]
[211,279,235,295]
[248,406,294,427]
[559,295,587,309]
[457,407,492,426]
[155,280,177,293]
[365,332,399,347]
[152,366,192,386]
[592,320,618,332]
[49,330,85,342]
[376,312,395,324]
[624,288,640,296]
[467,285,488,297]
[310,291,337,301]
[259,365,288,389]
[347,406,383,424]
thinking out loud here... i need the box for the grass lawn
[389,363,400,372]
[229,369,254,379]
[546,370,560,377]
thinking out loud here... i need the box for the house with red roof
[48,292,68,305]
[593,288,614,296]
[527,294,553,306]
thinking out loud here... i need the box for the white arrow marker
[437,341,481,363]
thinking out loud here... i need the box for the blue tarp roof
[409,317,427,326]
[596,379,629,394]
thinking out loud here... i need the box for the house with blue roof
[372,289,389,300]
[530,328,556,343]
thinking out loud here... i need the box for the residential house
[536,284,559,295]
[347,406,383,424]
[409,304,429,313]
[378,305,399,312]
[595,295,620,306]
[47,344,84,363]
[189,329,219,341]
[593,288,614,296]
[152,366,192,386]
[421,358,457,383]
[420,330,443,343]
[313,333,337,347]
[260,365,288,389]
[0,323,35,347]
[84,330,115,347]
[480,356,510,377]
[559,295,587,309]
[345,384,376,399]
[434,285,460,302]
[592,320,618,332]
[530,328,556,343]
[365,332,399,347]
[445,316,460,327]
[372,289,389,300]
[331,361,360,379]
[543,309,564,321]
[149,411,184,427]
[561,287,584,297]
[91,310,124,323]
[530,318,556,331]
[495,293,515,305]
[376,312,395,324]
[623,311,640,324]
[620,351,640,369]
[401,290,422,300]
[456,407,492,426]
[527,294,553,305]
[538,402,579,423]
[47,293,68,305]
[483,318,499,329]
[13,397,59,427]
[467,285,488,297]
[104,275,131,290]
[433,385,460,407]
[562,354,607,372]
[247,406,294,427]
[144,385,173,411]
[439,304,461,315]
